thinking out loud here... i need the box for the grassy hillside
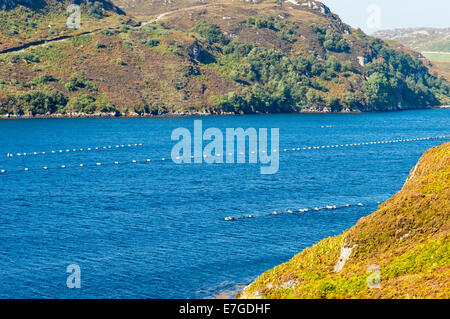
[0,0,449,117]
[240,142,450,299]
[0,1,128,52]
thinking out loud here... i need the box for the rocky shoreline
[0,106,447,120]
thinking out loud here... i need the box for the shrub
[30,73,54,86]
[116,57,126,65]
[7,52,40,64]
[86,1,104,19]
[142,38,160,47]
[68,94,116,114]
[17,90,67,115]
[65,73,97,92]
[191,20,229,45]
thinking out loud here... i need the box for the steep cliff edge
[240,142,450,299]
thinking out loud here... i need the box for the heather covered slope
[0,0,127,53]
[0,0,449,117]
[240,142,450,299]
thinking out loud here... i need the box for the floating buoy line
[281,135,450,153]
[0,158,155,174]
[223,202,375,221]
[5,143,144,158]
[1,135,449,175]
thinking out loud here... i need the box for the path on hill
[0,4,209,55]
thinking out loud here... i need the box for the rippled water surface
[0,109,449,298]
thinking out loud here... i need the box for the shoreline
[0,106,448,120]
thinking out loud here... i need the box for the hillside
[0,1,128,52]
[240,142,450,299]
[0,0,449,117]
[374,28,450,80]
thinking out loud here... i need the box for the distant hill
[240,142,450,299]
[0,0,449,117]
[374,28,450,52]
[374,28,450,80]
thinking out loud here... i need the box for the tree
[364,72,391,107]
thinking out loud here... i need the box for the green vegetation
[241,142,450,299]
[247,16,299,42]
[86,1,105,19]
[142,38,161,48]
[67,94,117,114]
[191,20,229,45]
[5,89,67,115]
[205,28,449,113]
[65,73,97,92]
[312,24,349,52]
[423,52,450,62]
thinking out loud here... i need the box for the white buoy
[132,160,137,163]
[43,167,48,170]
[96,163,102,166]
[61,165,66,168]
[0,169,5,173]
[114,162,119,165]
[80,164,84,167]
[24,168,29,171]
[146,159,151,162]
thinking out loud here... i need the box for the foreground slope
[240,142,450,299]
[0,0,449,117]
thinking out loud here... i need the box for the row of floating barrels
[6,143,144,158]
[224,203,367,221]
[0,159,154,174]
[282,136,450,152]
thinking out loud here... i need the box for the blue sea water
[0,109,448,299]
